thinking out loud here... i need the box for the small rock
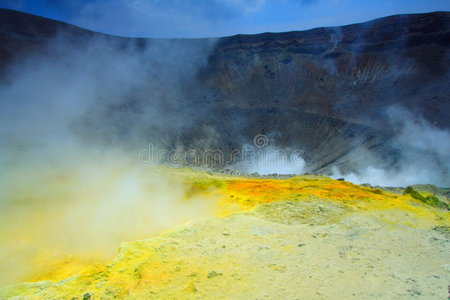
[82,293,91,300]
[408,288,421,296]
[183,281,197,293]
[207,271,222,278]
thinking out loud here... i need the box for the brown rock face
[0,9,449,173]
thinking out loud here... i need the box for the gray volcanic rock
[404,184,450,209]
[200,12,450,172]
[0,9,449,174]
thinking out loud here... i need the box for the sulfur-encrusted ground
[1,168,449,299]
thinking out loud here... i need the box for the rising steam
[0,17,449,288]
[331,106,450,187]
[0,32,217,286]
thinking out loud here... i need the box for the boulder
[404,184,450,210]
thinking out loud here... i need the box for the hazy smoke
[331,106,450,187]
[231,134,306,175]
[244,147,306,175]
[0,16,449,287]
[0,32,217,286]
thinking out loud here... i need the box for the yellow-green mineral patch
[1,168,449,299]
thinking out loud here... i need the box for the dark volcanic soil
[0,9,449,173]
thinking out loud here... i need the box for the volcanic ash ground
[1,168,449,299]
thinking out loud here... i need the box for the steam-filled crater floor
[1,168,449,299]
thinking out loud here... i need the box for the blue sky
[1,0,449,38]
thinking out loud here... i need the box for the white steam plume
[332,106,450,187]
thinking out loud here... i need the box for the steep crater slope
[200,12,450,172]
[0,9,449,174]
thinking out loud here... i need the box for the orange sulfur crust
[0,168,448,299]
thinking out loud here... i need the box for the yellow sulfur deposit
[0,167,449,299]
